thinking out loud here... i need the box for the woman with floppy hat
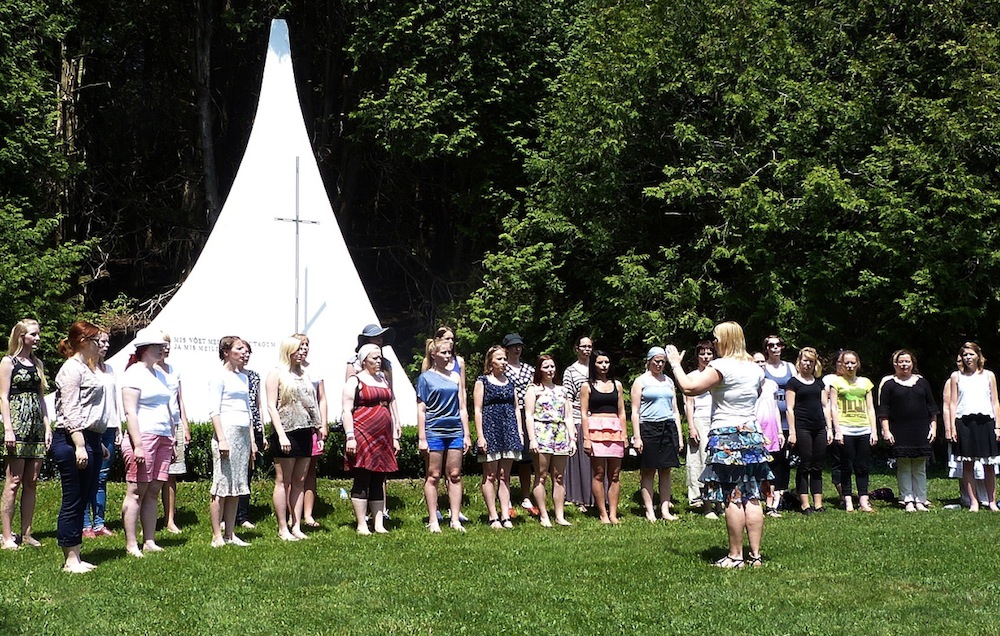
[347,324,396,387]
[120,327,174,558]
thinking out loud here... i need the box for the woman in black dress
[879,350,937,512]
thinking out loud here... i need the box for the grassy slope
[0,470,997,635]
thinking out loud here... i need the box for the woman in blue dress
[473,345,522,528]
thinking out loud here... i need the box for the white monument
[104,19,418,425]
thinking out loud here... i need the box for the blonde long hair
[422,337,455,372]
[712,321,752,362]
[7,319,47,391]
[276,336,312,406]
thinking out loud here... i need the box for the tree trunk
[196,0,221,228]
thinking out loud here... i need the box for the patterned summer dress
[348,381,398,473]
[532,384,571,455]
[7,357,45,458]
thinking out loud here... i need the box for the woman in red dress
[342,344,400,535]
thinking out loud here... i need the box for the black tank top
[588,382,619,414]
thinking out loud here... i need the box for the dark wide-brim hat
[502,333,524,348]
[357,323,396,349]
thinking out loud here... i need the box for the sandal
[501,518,513,529]
[713,555,744,569]
[747,554,763,568]
[765,506,782,518]
[488,518,502,529]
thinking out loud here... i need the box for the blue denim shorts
[426,434,464,452]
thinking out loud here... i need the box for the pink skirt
[588,413,626,458]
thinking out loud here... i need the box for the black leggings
[351,467,386,501]
[769,443,791,490]
[795,427,827,496]
[839,435,871,497]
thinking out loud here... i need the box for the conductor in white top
[666,321,773,569]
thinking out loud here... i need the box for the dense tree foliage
[0,0,90,365]
[2,0,1000,382]
[462,0,1000,380]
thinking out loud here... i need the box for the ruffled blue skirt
[699,423,774,503]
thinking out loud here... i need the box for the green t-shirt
[832,376,874,435]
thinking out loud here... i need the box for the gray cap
[646,346,666,361]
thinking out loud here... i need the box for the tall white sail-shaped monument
[105,20,418,424]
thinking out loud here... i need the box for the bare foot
[126,546,144,558]
[226,536,250,547]
[539,517,553,528]
[278,531,299,542]
[599,517,612,525]
[609,516,621,525]
[62,561,96,574]
[291,529,309,540]
[427,522,441,534]
[240,521,256,529]
[211,537,226,548]
[645,511,657,523]
[356,525,372,536]
[555,518,572,526]
[21,535,41,548]
[663,510,679,521]
[450,522,466,533]
[165,524,182,534]
[143,541,164,552]
[374,526,389,534]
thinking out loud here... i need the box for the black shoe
[800,507,814,516]
[814,506,827,513]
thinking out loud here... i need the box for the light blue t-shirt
[417,370,462,437]
[638,375,676,422]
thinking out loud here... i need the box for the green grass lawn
[1,468,997,635]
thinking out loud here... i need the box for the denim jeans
[52,429,103,547]
[84,427,117,530]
